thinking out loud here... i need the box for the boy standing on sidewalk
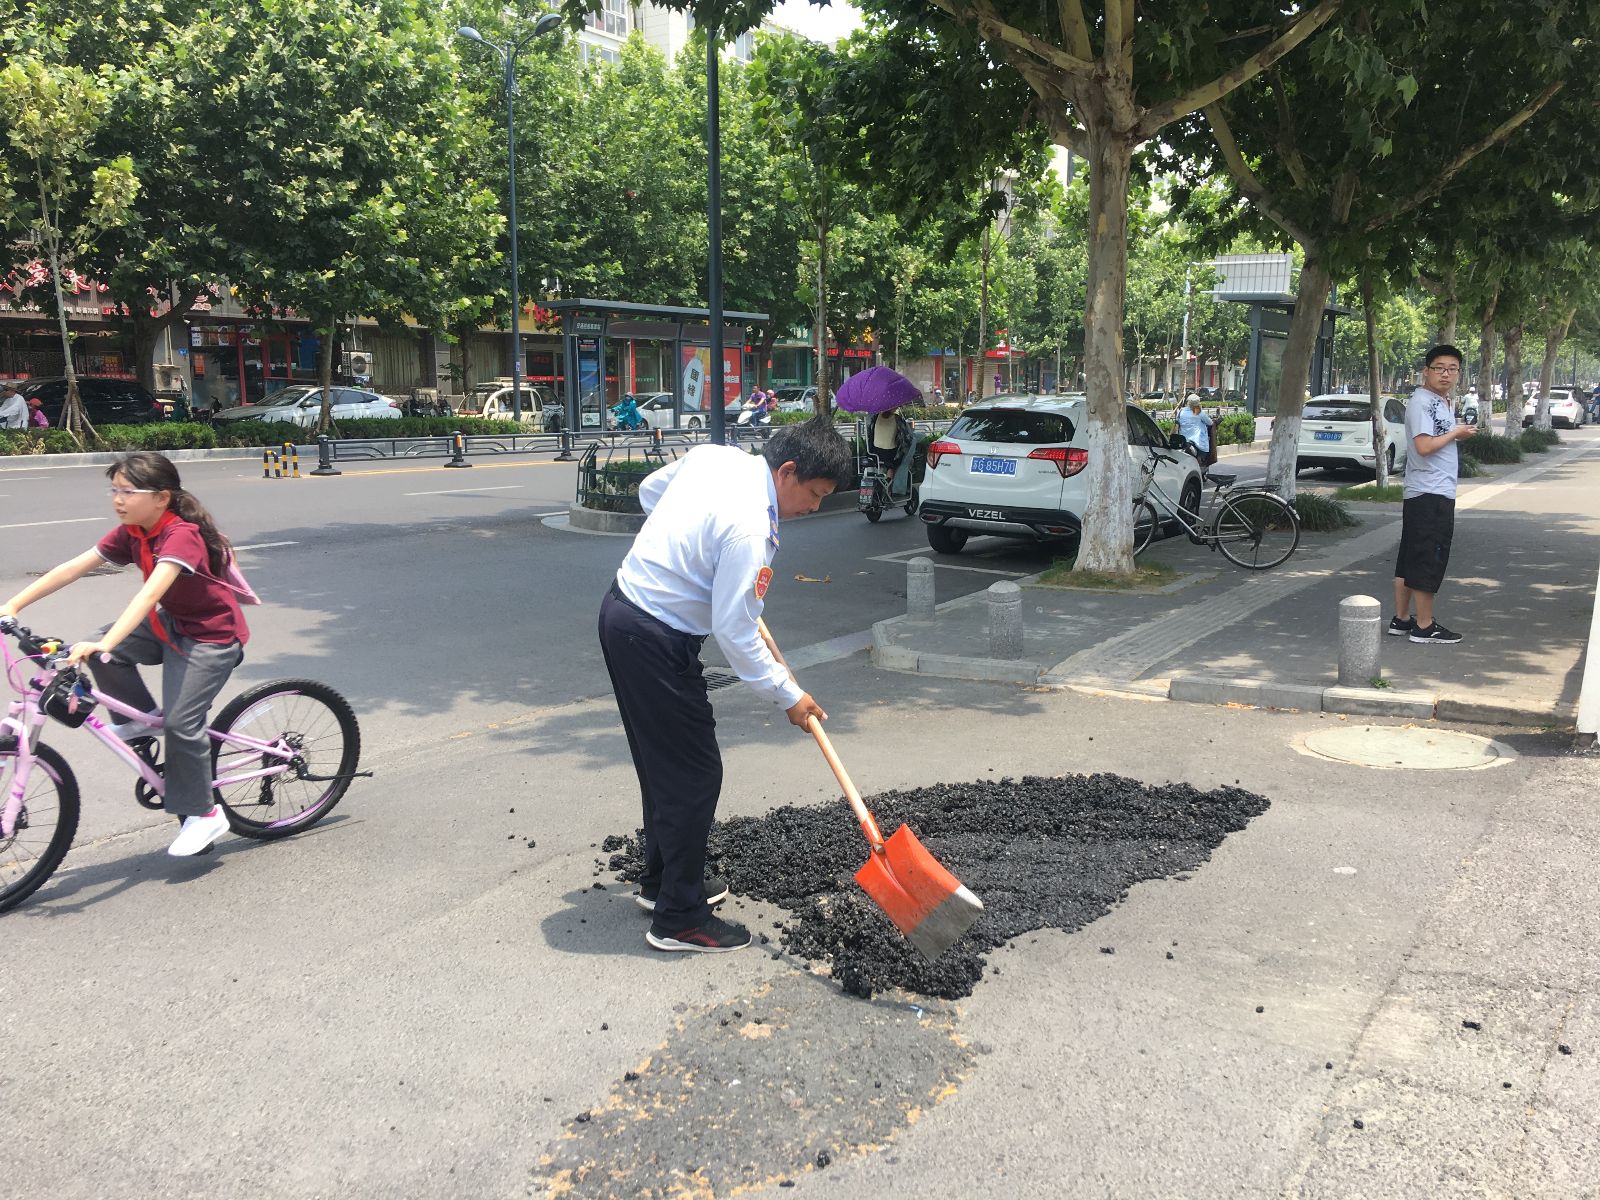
[1392,345,1476,644]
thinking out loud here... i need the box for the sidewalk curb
[0,446,283,470]
[870,618,1045,683]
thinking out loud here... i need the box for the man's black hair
[762,414,854,488]
[1424,344,1464,367]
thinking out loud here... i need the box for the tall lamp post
[457,14,562,420]
[705,19,727,446]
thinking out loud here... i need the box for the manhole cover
[1295,724,1515,771]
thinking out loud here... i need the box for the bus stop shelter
[1206,255,1348,415]
[546,299,770,431]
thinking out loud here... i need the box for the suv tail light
[1027,446,1088,478]
[927,438,961,469]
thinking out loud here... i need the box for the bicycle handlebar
[0,615,72,669]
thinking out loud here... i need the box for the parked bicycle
[0,616,368,913]
[1132,450,1300,569]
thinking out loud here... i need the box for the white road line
[0,516,103,531]
[403,484,525,496]
[234,541,299,552]
[866,549,1027,577]
[530,510,566,517]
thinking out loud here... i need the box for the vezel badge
[753,565,774,599]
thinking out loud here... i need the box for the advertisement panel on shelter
[680,346,741,412]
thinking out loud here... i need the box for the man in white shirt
[0,382,27,429]
[600,416,853,954]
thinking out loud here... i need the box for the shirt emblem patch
[754,566,774,599]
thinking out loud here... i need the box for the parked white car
[1523,387,1586,428]
[1293,394,1409,477]
[211,385,400,428]
[918,394,1201,554]
[452,380,563,430]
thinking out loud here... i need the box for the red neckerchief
[127,510,184,649]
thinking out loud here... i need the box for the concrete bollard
[906,556,936,619]
[987,580,1024,659]
[1338,594,1382,686]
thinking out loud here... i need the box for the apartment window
[586,0,628,38]
[580,42,621,64]
[733,31,755,61]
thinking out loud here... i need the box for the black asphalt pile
[610,773,1270,1000]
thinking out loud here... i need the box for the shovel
[806,717,985,961]
[755,619,983,961]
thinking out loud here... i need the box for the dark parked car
[17,377,163,426]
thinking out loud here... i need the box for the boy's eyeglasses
[107,487,156,499]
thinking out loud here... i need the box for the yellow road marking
[255,458,572,480]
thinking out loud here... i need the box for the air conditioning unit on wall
[343,350,373,377]
[152,363,185,393]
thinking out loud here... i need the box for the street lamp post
[457,14,562,421]
[705,20,727,446]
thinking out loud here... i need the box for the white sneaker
[112,713,161,743]
[168,806,229,857]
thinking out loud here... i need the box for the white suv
[1294,395,1409,476]
[918,395,1201,554]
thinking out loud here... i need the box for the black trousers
[1396,493,1455,594]
[598,583,722,929]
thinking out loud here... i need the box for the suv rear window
[1304,404,1376,423]
[949,408,1074,445]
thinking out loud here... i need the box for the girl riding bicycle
[0,452,248,857]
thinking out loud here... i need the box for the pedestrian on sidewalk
[1393,345,1475,645]
[26,394,49,428]
[1176,393,1215,474]
[0,381,26,429]
[598,416,853,955]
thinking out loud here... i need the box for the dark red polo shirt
[97,518,249,645]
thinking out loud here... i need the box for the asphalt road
[4,440,1594,1200]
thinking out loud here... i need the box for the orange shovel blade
[854,824,984,962]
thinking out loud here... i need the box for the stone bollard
[987,580,1024,659]
[1338,594,1382,686]
[906,556,936,619]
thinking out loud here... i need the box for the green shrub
[1216,412,1257,445]
[1462,432,1523,464]
[1295,492,1359,529]
[900,404,962,421]
[1518,428,1554,453]
[1458,451,1486,478]
[579,455,660,513]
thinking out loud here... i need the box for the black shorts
[1396,493,1455,593]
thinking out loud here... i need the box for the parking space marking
[403,484,525,497]
[866,547,1029,577]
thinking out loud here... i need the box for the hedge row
[1153,411,1256,446]
[0,416,533,456]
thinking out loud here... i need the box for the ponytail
[105,452,233,574]
[170,488,232,575]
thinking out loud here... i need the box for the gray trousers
[90,613,243,817]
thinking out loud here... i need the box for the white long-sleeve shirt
[0,391,26,429]
[615,445,803,710]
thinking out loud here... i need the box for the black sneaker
[1387,616,1416,636]
[645,915,752,954]
[1410,623,1462,644]
[634,874,730,913]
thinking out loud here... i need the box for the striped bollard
[444,430,471,468]
[311,433,341,476]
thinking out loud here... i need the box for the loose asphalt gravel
[610,772,1272,999]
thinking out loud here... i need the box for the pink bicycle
[0,615,366,913]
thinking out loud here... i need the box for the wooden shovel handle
[807,716,885,851]
[760,617,885,852]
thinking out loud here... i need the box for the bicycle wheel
[1214,492,1300,569]
[0,738,80,914]
[209,679,361,840]
[1132,497,1160,557]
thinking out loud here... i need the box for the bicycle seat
[1204,471,1237,487]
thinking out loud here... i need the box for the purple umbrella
[833,366,922,415]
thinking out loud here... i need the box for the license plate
[969,456,1016,476]
[1314,430,1342,442]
